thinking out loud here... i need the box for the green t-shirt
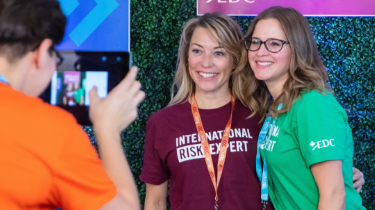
[74,88,84,104]
[260,90,365,210]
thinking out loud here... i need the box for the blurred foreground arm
[311,160,346,210]
[145,181,168,210]
[90,67,145,210]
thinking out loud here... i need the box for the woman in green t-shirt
[240,6,365,210]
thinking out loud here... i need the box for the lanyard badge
[191,93,235,210]
[255,104,283,205]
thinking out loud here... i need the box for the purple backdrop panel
[197,0,375,16]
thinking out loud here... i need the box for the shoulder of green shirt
[294,89,337,106]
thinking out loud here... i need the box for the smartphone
[40,51,131,125]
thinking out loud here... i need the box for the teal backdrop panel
[57,0,130,51]
[83,0,374,209]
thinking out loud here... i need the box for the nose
[202,53,213,68]
[256,42,269,56]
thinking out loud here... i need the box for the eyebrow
[191,43,223,49]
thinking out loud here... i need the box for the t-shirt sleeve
[296,94,347,167]
[140,115,170,185]
[52,121,117,210]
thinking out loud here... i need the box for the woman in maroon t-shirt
[140,12,365,210]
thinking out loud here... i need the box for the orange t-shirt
[0,83,117,209]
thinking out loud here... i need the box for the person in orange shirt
[0,0,144,209]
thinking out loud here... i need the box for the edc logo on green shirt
[310,139,335,151]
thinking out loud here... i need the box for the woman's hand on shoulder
[353,167,365,193]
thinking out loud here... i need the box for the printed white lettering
[217,130,223,139]
[317,141,323,149]
[247,129,253,138]
[179,136,185,146]
[242,128,248,138]
[216,143,221,153]
[179,148,186,159]
[272,126,280,137]
[206,132,212,141]
[260,140,277,152]
[229,0,240,2]
[190,146,197,157]
[310,139,336,151]
[330,139,335,146]
[236,141,243,151]
[229,129,234,138]
[243,141,248,152]
[230,141,236,152]
[235,128,241,138]
[177,141,250,163]
[212,131,219,140]
[210,143,216,155]
[191,133,197,143]
[185,135,191,144]
[177,144,203,162]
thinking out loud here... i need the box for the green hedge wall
[85,0,375,209]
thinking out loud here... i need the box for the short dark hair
[0,0,66,62]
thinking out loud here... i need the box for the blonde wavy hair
[168,12,248,106]
[240,6,332,120]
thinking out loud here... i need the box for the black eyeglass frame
[244,38,290,53]
[31,42,64,67]
[54,49,64,67]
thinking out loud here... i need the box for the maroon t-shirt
[140,100,274,210]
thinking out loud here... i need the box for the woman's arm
[145,181,168,210]
[311,160,346,210]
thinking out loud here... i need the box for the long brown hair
[168,12,248,106]
[240,6,332,120]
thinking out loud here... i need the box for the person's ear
[32,39,54,70]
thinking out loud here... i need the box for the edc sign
[198,0,375,16]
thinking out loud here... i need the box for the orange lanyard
[190,93,235,209]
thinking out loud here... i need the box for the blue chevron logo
[69,0,119,47]
[57,0,79,16]
[59,0,119,47]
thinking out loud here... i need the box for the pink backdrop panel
[197,0,375,16]
[64,71,81,84]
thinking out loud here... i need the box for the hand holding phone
[89,66,145,134]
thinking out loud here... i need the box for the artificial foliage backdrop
[85,0,375,208]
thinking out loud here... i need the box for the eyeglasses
[54,49,64,67]
[31,43,63,66]
[244,38,289,53]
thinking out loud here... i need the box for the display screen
[50,71,108,106]
[40,51,130,125]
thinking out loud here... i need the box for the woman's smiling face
[188,27,233,95]
[247,18,292,87]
